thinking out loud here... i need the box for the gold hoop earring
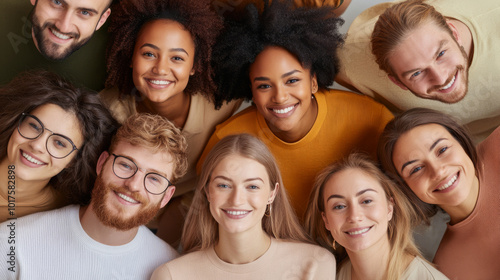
[265,203,272,217]
[332,238,336,250]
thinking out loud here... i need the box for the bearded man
[0,114,188,280]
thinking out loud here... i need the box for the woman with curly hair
[0,70,117,222]
[152,134,336,279]
[101,0,242,246]
[211,0,351,20]
[199,0,394,219]
[305,153,448,280]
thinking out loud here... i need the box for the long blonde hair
[305,153,423,280]
[182,134,310,253]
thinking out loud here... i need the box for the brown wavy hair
[0,70,118,205]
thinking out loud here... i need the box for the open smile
[434,172,459,192]
[115,191,140,204]
[222,209,251,219]
[269,104,297,116]
[437,71,457,93]
[345,226,372,236]
[20,150,46,166]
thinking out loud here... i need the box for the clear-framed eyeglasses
[111,154,173,195]
[17,113,79,159]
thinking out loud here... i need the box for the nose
[152,57,170,75]
[271,84,289,104]
[428,65,448,86]
[124,171,144,193]
[28,132,49,155]
[229,187,245,206]
[347,204,363,223]
[54,11,74,34]
[428,160,445,180]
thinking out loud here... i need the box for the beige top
[0,184,66,223]
[337,257,449,280]
[152,238,337,280]
[99,87,241,196]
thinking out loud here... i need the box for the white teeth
[149,80,171,85]
[226,210,249,216]
[51,29,70,40]
[22,152,44,165]
[440,74,455,90]
[347,227,370,235]
[437,175,457,191]
[117,193,139,204]
[273,106,294,114]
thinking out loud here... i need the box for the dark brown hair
[0,70,118,205]
[377,108,477,223]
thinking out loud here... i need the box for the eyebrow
[139,44,189,56]
[118,154,168,177]
[400,138,446,173]
[212,175,264,183]
[401,40,447,79]
[253,69,301,82]
[326,188,377,202]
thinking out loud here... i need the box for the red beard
[91,175,162,231]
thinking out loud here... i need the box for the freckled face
[249,46,318,142]
[322,168,393,253]
[207,154,277,236]
[392,124,477,209]
[389,21,469,103]
[131,19,195,104]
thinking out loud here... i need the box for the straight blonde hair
[305,153,424,280]
[182,134,310,253]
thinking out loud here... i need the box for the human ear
[446,20,461,45]
[388,75,408,90]
[96,8,111,31]
[30,0,36,6]
[321,212,331,231]
[96,151,110,175]
[268,183,279,204]
[387,197,394,221]
[159,186,176,208]
[311,74,318,93]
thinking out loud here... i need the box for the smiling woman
[151,134,336,280]
[198,0,393,219]
[378,108,500,279]
[0,70,118,223]
[101,0,242,246]
[305,153,448,280]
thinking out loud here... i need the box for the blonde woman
[152,134,336,279]
[306,153,448,280]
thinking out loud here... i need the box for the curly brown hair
[105,0,223,101]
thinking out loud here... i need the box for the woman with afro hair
[198,0,394,220]
[100,0,242,247]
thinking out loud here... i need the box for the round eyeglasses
[17,113,79,159]
[111,154,173,195]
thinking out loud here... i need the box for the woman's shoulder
[402,256,449,280]
[274,239,336,263]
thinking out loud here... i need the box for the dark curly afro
[105,0,223,100]
[212,0,344,109]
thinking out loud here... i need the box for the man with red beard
[1,0,113,90]
[335,0,500,143]
[0,114,188,280]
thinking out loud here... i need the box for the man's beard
[91,175,162,231]
[30,7,92,60]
